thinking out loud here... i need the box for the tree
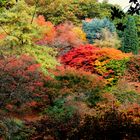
[134,15,140,48]
[0,0,40,52]
[82,18,116,43]
[0,0,58,74]
[35,0,109,25]
[122,16,139,54]
[127,0,140,15]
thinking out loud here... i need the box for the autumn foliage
[60,44,131,84]
[35,17,86,55]
[0,55,49,112]
[0,1,140,139]
[35,15,56,44]
[125,55,140,82]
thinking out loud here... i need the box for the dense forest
[0,0,140,139]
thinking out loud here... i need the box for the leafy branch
[0,24,9,35]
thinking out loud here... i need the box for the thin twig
[0,24,9,35]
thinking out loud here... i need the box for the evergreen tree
[82,18,116,43]
[122,16,139,54]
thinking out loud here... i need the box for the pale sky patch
[99,0,130,9]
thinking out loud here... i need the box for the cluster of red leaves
[0,55,49,112]
[60,44,131,77]
[60,44,100,73]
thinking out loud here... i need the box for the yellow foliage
[72,27,87,42]
[25,0,46,5]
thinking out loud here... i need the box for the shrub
[30,112,80,140]
[110,79,140,104]
[0,55,49,113]
[0,118,32,140]
[82,18,116,43]
[46,67,105,106]
[72,26,87,42]
[35,20,87,56]
[94,28,121,49]
[43,98,76,123]
[49,22,86,56]
[30,105,140,140]
[125,55,140,82]
[98,58,129,84]
[60,44,100,73]
[60,44,131,84]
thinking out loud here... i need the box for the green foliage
[110,80,140,104]
[0,0,16,12]
[122,16,139,54]
[98,1,113,18]
[134,15,140,48]
[71,0,101,19]
[38,0,81,25]
[82,18,116,43]
[105,58,129,77]
[43,98,76,123]
[0,118,31,140]
[85,88,103,106]
[94,58,129,85]
[0,0,6,7]
[45,67,105,106]
[37,0,113,25]
[0,0,42,53]
[23,45,59,74]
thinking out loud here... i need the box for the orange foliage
[55,22,83,47]
[0,34,6,40]
[85,18,92,22]
[36,15,56,43]
[96,47,132,60]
